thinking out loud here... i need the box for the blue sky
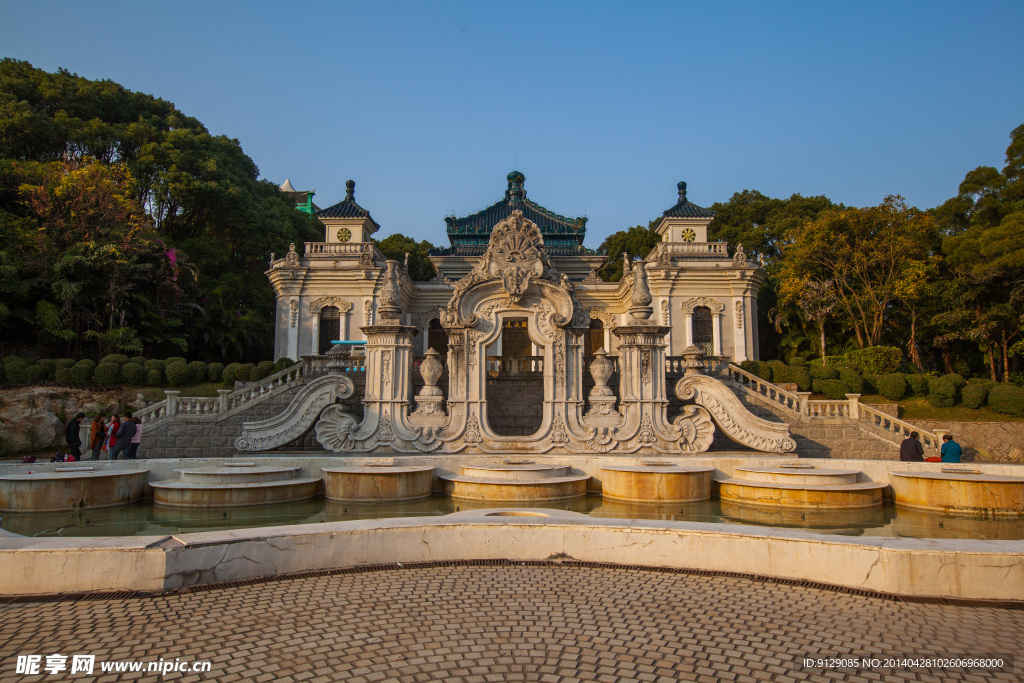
[2,0,1022,247]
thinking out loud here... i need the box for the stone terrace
[2,564,1021,682]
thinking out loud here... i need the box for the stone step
[150,477,320,508]
[460,464,570,481]
[718,478,886,510]
[732,466,860,485]
[177,466,303,484]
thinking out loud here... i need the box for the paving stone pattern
[2,565,1022,682]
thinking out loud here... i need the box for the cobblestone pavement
[1,564,1022,682]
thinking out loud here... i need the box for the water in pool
[2,495,1022,540]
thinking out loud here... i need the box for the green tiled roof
[442,172,588,253]
[317,180,381,229]
[662,181,716,219]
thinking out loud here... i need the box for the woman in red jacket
[106,414,121,459]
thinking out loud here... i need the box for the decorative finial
[345,179,355,201]
[677,181,687,203]
[506,170,525,203]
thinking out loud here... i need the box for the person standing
[88,413,106,461]
[128,416,143,460]
[65,412,85,460]
[899,431,925,461]
[940,434,963,463]
[108,412,136,461]
[106,414,121,460]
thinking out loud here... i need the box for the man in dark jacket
[109,411,137,461]
[65,412,85,459]
[899,431,924,461]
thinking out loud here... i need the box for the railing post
[164,390,180,418]
[217,389,232,414]
[797,392,811,416]
[846,393,861,420]
[932,428,948,451]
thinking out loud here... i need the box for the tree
[375,233,438,281]
[597,223,662,282]
[796,279,837,364]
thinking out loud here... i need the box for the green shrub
[772,364,812,391]
[4,358,27,383]
[130,355,147,366]
[875,373,907,401]
[844,346,903,374]
[121,362,146,387]
[739,360,772,381]
[961,383,989,409]
[93,362,120,385]
[55,368,71,384]
[809,363,840,380]
[146,369,163,386]
[789,357,808,367]
[927,378,956,408]
[222,363,240,384]
[233,363,254,384]
[74,359,97,375]
[187,360,207,384]
[100,354,131,366]
[207,362,225,382]
[943,373,966,390]
[766,359,786,379]
[37,358,56,374]
[273,357,295,372]
[838,367,865,395]
[55,358,75,371]
[989,384,1024,416]
[905,374,928,397]
[144,358,166,373]
[25,365,49,383]
[68,364,91,386]
[165,356,187,366]
[165,361,189,386]
[812,378,849,400]
[250,360,275,382]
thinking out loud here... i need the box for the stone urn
[418,348,444,397]
[589,348,615,397]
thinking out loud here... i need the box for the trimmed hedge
[130,355,147,366]
[739,360,772,381]
[812,378,849,400]
[222,363,241,384]
[93,362,121,385]
[68,364,91,385]
[144,358,166,372]
[771,364,812,391]
[165,361,190,386]
[250,360,275,382]
[876,373,908,401]
[961,383,989,409]
[838,367,865,395]
[165,356,187,366]
[5,358,27,383]
[273,357,295,372]
[844,346,903,374]
[55,358,75,371]
[207,362,225,383]
[809,363,840,380]
[187,360,207,384]
[121,362,146,386]
[234,363,254,384]
[927,377,956,408]
[74,359,97,375]
[25,365,49,382]
[905,374,928,397]
[100,354,130,366]
[146,369,163,386]
[989,384,1024,416]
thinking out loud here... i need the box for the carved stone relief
[735,300,744,329]
[680,297,725,315]
[309,296,353,313]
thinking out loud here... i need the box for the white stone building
[267,172,764,364]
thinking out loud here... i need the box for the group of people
[64,412,142,460]
[899,431,963,463]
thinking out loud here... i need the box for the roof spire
[678,181,688,203]
[506,170,526,203]
[345,179,355,201]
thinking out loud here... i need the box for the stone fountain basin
[599,466,715,503]
[440,474,590,502]
[891,471,1024,515]
[150,478,320,508]
[177,466,303,484]
[718,479,887,510]
[321,466,435,502]
[0,470,147,512]
[461,464,571,480]
[734,466,860,486]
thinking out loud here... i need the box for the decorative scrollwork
[680,297,724,315]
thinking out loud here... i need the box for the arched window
[318,306,341,354]
[692,306,713,355]
[585,319,604,357]
[427,318,449,357]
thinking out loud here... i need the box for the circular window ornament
[681,228,696,242]
[336,227,352,242]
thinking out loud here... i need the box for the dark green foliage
[250,360,275,382]
[100,354,130,366]
[906,374,929,397]
[74,359,96,375]
[165,361,189,386]
[54,368,71,384]
[943,373,967,390]
[961,383,989,409]
[187,360,207,384]
[740,360,772,381]
[597,224,663,282]
[37,358,55,376]
[68,364,91,385]
[165,357,187,366]
[927,378,956,407]
[273,357,294,372]
[766,360,787,380]
[4,357,27,383]
[861,372,878,395]
[843,346,903,374]
[55,358,75,371]
[144,359,166,373]
[222,363,241,384]
[234,363,254,384]
[988,384,1024,416]
[207,362,224,382]
[146,369,163,386]
[812,378,848,400]
[121,362,146,386]
[25,364,48,382]
[375,234,438,281]
[809,363,840,380]
[93,362,120,385]
[130,355,147,366]
[1,356,19,366]
[875,374,908,401]
[838,367,865,395]
[772,364,812,391]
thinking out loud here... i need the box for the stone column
[310,313,320,355]
[732,297,747,362]
[683,311,693,347]
[286,298,299,360]
[797,391,812,417]
[217,389,232,413]
[846,393,861,420]
[712,312,723,355]
[612,323,671,425]
[164,390,180,418]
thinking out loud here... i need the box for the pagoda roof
[662,181,716,218]
[442,171,588,253]
[317,180,380,229]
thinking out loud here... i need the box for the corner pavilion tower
[267,172,764,365]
